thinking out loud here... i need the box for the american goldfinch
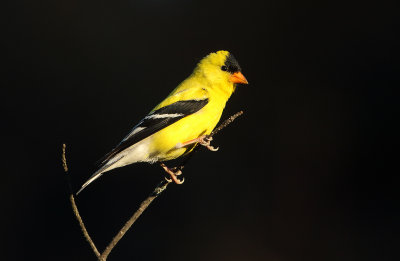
[77,50,248,194]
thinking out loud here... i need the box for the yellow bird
[77,50,248,194]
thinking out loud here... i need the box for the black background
[3,0,399,260]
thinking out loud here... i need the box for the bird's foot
[178,135,219,151]
[198,135,219,151]
[161,163,184,184]
[170,166,184,175]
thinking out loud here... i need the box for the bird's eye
[221,65,228,71]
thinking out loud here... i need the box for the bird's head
[194,50,248,90]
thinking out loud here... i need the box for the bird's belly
[148,107,222,162]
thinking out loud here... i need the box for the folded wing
[98,98,209,168]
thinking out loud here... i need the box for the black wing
[98,99,209,166]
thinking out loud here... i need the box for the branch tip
[62,143,68,172]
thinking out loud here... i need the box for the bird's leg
[178,135,219,151]
[160,163,184,184]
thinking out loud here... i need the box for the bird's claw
[206,145,219,151]
[164,175,184,184]
[161,163,185,184]
[199,135,219,151]
[170,167,183,176]
[164,176,184,184]
[175,177,185,184]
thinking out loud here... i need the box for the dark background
[3,0,398,260]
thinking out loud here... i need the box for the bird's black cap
[224,53,242,73]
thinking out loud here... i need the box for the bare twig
[63,111,244,260]
[62,144,102,260]
[211,110,244,137]
[101,180,169,259]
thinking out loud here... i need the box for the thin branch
[101,180,169,259]
[210,110,243,137]
[63,111,244,260]
[62,144,103,260]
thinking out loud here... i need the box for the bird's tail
[76,161,116,195]
[76,171,104,195]
[76,153,125,195]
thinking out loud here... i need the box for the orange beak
[229,71,248,84]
